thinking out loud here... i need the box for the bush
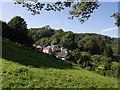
[91,55,119,78]
[105,62,119,78]
[77,55,91,68]
[91,55,112,70]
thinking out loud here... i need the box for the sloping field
[1,38,118,88]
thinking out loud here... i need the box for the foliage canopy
[14,0,99,23]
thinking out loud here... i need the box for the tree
[78,36,99,54]
[111,13,120,55]
[77,55,91,68]
[91,55,112,70]
[8,16,33,46]
[14,0,100,23]
[49,29,65,44]
[95,36,105,55]
[70,49,82,63]
[60,32,77,50]
[111,13,120,27]
[0,21,11,39]
[8,16,27,31]
[28,26,54,42]
[68,1,99,23]
[104,45,113,58]
[40,25,54,38]
[14,0,119,26]
[35,37,50,46]
[108,62,119,78]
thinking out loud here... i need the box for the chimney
[61,47,63,51]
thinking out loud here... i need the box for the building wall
[43,50,49,54]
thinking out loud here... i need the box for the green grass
[1,38,118,88]
[2,38,72,69]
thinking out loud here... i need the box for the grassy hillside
[2,38,72,69]
[1,38,118,88]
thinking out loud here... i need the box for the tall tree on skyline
[8,16,34,46]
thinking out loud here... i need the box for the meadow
[1,38,118,88]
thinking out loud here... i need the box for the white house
[36,45,43,50]
[43,46,52,54]
[51,46,60,52]
[56,49,71,60]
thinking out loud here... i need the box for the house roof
[53,46,59,48]
[43,46,52,51]
[36,45,43,49]
[57,49,71,58]
[51,42,56,45]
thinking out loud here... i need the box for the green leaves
[14,0,99,23]
[60,32,76,50]
[78,36,99,54]
[8,16,27,31]
[69,1,100,23]
[7,16,34,46]
[111,13,120,27]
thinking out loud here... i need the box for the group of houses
[35,42,71,60]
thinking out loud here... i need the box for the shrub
[91,55,112,70]
[97,65,105,70]
[105,62,119,78]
